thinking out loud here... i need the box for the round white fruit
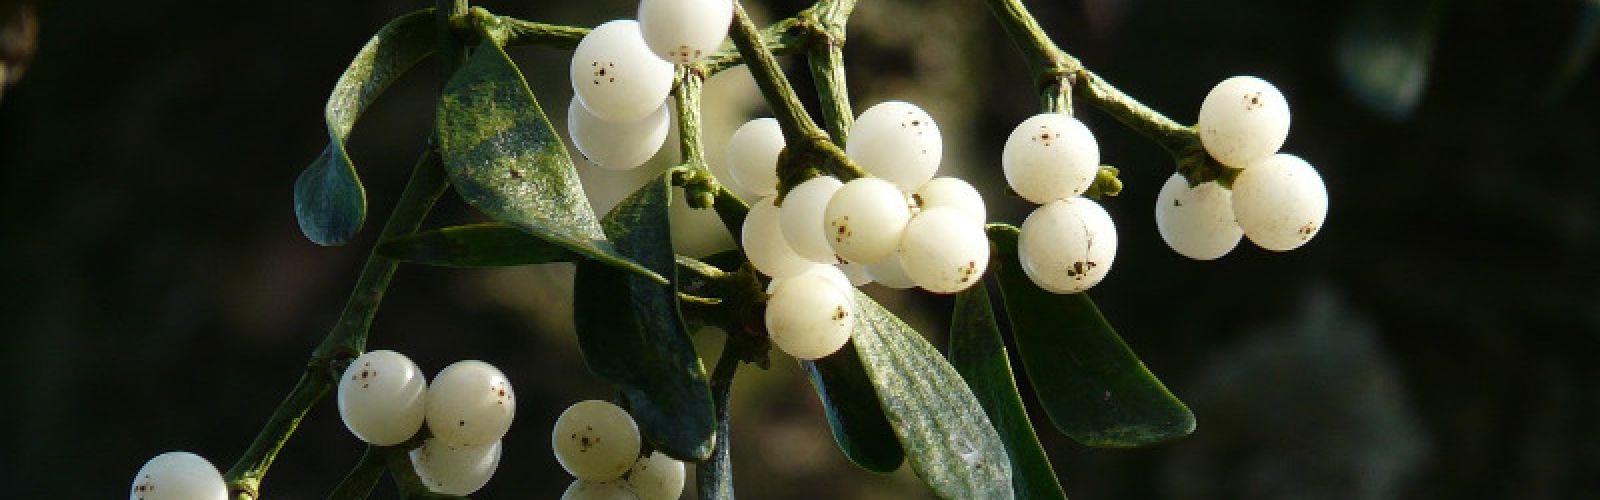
[638,0,734,65]
[742,196,816,278]
[1230,153,1328,251]
[846,101,942,189]
[425,360,515,447]
[130,451,227,500]
[1197,75,1291,167]
[1154,173,1243,260]
[765,270,855,360]
[899,207,990,293]
[824,177,914,264]
[567,96,670,171]
[1002,113,1100,204]
[913,177,986,227]
[779,176,844,263]
[552,400,642,481]
[562,479,640,500]
[570,20,676,122]
[410,438,502,496]
[1018,198,1118,293]
[337,349,427,446]
[725,118,785,197]
[627,451,686,500]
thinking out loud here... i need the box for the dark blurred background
[2,0,1597,498]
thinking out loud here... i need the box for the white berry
[846,101,942,189]
[913,177,986,227]
[1018,198,1117,293]
[425,360,515,447]
[899,207,990,293]
[1154,173,1243,260]
[567,96,670,171]
[130,451,227,500]
[1002,113,1099,204]
[337,349,427,446]
[724,118,784,197]
[765,269,855,360]
[1230,153,1327,251]
[779,176,844,263]
[742,196,816,278]
[865,257,916,289]
[562,479,640,500]
[627,451,686,500]
[1198,75,1291,167]
[410,438,503,496]
[570,20,675,122]
[552,400,641,481]
[637,0,733,65]
[824,177,914,264]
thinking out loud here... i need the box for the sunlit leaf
[850,293,1012,497]
[436,37,664,284]
[376,222,575,267]
[294,10,436,245]
[950,284,1067,499]
[573,175,715,461]
[802,343,905,474]
[987,224,1195,447]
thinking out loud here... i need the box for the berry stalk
[981,0,1234,185]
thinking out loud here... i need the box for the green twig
[981,0,1233,185]
[801,0,857,144]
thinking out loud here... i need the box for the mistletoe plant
[128,0,1329,498]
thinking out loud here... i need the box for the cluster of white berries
[339,351,515,495]
[128,352,516,498]
[1002,112,1118,294]
[731,101,991,360]
[1158,75,1328,259]
[553,400,686,500]
[566,0,734,170]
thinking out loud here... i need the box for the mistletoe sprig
[127,0,1329,498]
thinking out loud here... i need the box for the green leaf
[986,225,1195,447]
[376,222,576,267]
[802,344,905,474]
[573,175,716,461]
[435,37,664,284]
[294,10,436,246]
[849,293,1012,498]
[950,284,1067,500]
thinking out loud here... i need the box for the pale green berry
[552,400,641,481]
[626,451,685,500]
[410,438,502,496]
[1230,153,1327,251]
[337,349,426,446]
[425,360,515,447]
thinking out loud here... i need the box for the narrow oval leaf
[377,222,576,267]
[849,293,1012,498]
[573,175,716,461]
[802,345,905,474]
[986,224,1195,448]
[295,10,436,246]
[436,38,663,284]
[950,284,1067,500]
